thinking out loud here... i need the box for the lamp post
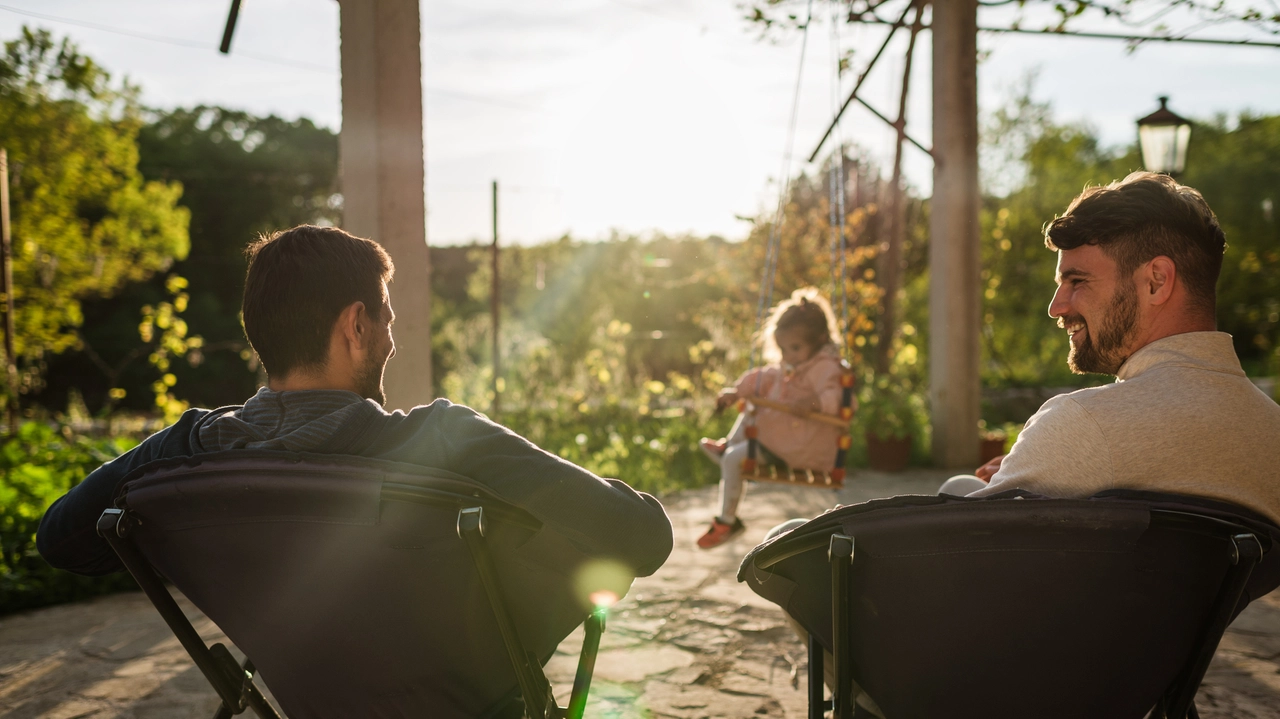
[1137,96,1192,176]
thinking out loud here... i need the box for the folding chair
[95,450,617,719]
[738,491,1280,719]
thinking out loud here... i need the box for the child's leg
[725,412,748,445]
[717,441,750,522]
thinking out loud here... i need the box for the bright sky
[1,0,1278,246]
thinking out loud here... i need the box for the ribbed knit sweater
[973,332,1280,525]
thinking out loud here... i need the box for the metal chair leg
[1164,532,1263,719]
[808,632,825,719]
[100,510,280,719]
[829,534,855,719]
[458,507,556,719]
[210,655,278,719]
[98,509,252,714]
[565,607,606,719]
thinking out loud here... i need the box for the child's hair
[758,287,840,363]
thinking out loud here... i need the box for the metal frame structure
[98,495,606,719]
[97,507,281,719]
[749,507,1268,719]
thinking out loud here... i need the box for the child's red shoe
[699,437,727,463]
[696,517,745,549]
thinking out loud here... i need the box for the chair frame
[98,484,606,719]
[749,507,1268,719]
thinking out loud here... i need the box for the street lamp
[1137,96,1192,176]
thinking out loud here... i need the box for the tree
[0,28,189,397]
[38,105,341,412]
[1179,115,1280,376]
[980,86,1280,391]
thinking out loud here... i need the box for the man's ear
[1143,256,1177,306]
[335,301,367,348]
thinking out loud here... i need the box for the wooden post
[338,0,432,410]
[876,2,924,374]
[0,149,17,434]
[491,179,500,419]
[929,0,982,467]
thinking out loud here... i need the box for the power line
[0,3,547,114]
[980,22,1280,48]
[0,3,336,72]
[852,16,1280,48]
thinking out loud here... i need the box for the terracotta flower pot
[866,432,911,473]
[979,437,1007,465]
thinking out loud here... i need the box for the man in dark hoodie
[37,225,673,581]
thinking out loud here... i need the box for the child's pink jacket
[733,344,848,470]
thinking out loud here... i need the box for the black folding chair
[95,451,615,719]
[738,491,1280,719]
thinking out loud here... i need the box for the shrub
[0,421,138,615]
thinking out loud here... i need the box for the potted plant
[861,377,919,472]
[979,422,1007,464]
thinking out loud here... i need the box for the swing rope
[742,0,815,476]
[749,0,816,380]
[739,0,856,489]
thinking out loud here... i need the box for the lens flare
[589,590,619,609]
[574,559,632,611]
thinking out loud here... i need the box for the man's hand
[975,454,1005,482]
[715,389,740,414]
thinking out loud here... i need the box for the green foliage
[0,421,137,615]
[137,275,203,423]
[442,315,736,495]
[39,104,340,413]
[978,88,1124,388]
[980,84,1280,387]
[0,28,189,392]
[435,157,936,478]
[858,347,928,442]
[132,106,340,407]
[1179,115,1280,375]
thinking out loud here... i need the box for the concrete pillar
[338,0,432,409]
[929,0,981,467]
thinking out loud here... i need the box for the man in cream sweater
[773,172,1279,719]
[943,171,1280,525]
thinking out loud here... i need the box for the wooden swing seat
[745,464,844,490]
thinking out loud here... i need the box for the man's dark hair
[1044,171,1226,315]
[242,225,394,378]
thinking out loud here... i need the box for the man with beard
[940,171,1280,524]
[38,225,673,580]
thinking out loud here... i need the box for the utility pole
[929,0,982,467]
[0,149,18,434]
[491,179,500,419]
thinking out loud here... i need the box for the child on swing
[696,287,848,549]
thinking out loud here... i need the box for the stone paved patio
[2,469,1278,718]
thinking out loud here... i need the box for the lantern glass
[1136,96,1192,175]
[1139,122,1191,175]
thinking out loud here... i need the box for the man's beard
[1063,279,1139,375]
[355,351,388,406]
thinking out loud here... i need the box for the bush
[0,421,138,615]
[505,405,735,498]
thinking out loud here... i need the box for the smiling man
[946,171,1280,524]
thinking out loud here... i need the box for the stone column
[929,0,981,467]
[338,0,432,409]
